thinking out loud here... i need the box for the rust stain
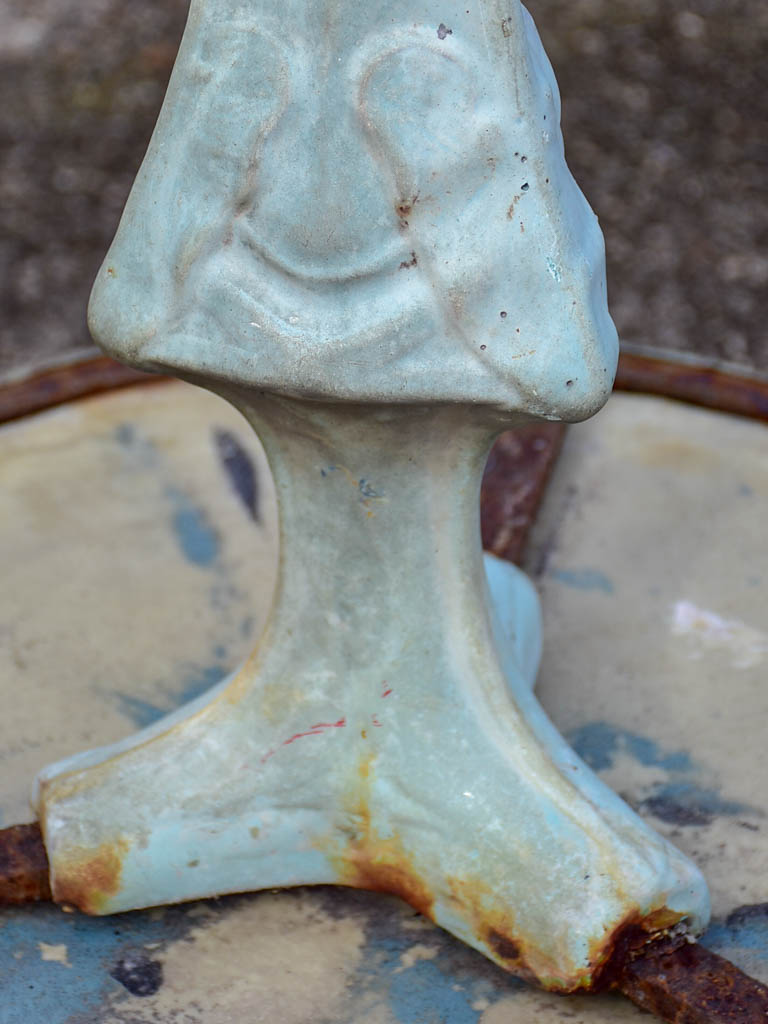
[0,356,165,427]
[358,751,373,781]
[507,195,521,218]
[616,351,768,423]
[588,905,685,991]
[395,194,419,229]
[0,822,52,904]
[447,871,693,993]
[322,749,696,994]
[323,752,434,920]
[487,928,522,962]
[480,422,565,565]
[52,839,130,915]
[593,906,768,1019]
[445,874,541,987]
[641,906,687,933]
[342,839,435,918]
[615,934,768,1022]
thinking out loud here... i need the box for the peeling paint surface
[1,386,767,1020]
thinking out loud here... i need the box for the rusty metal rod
[0,823,51,904]
[613,934,768,1023]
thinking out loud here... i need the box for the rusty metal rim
[615,351,768,422]
[0,357,166,426]
[1,352,767,427]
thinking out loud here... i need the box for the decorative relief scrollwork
[90,1,617,416]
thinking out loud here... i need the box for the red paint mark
[281,728,326,747]
[261,718,346,763]
[372,715,383,728]
[381,682,393,698]
[283,718,347,747]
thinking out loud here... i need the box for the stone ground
[1,0,766,381]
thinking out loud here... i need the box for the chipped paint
[394,941,439,973]
[672,599,768,668]
[38,941,72,967]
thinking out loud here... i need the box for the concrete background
[1,0,766,381]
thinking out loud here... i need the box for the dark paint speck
[111,953,164,997]
[214,428,260,522]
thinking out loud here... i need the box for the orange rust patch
[323,751,434,919]
[52,839,129,915]
[358,750,374,781]
[588,904,686,993]
[342,840,434,918]
[487,928,521,963]
[642,906,686,933]
[446,875,687,993]
[445,874,541,986]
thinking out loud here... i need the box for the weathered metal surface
[0,824,51,905]
[616,353,768,423]
[481,423,566,566]
[614,936,768,1023]
[0,357,161,425]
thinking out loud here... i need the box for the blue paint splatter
[0,900,205,1024]
[114,422,136,447]
[117,664,230,728]
[641,782,759,827]
[113,425,220,566]
[568,722,761,826]
[388,959,480,1024]
[702,903,768,978]
[738,483,754,497]
[550,568,615,594]
[333,888,524,1023]
[116,694,166,729]
[176,664,227,705]
[213,428,260,523]
[568,722,693,774]
[167,488,220,567]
